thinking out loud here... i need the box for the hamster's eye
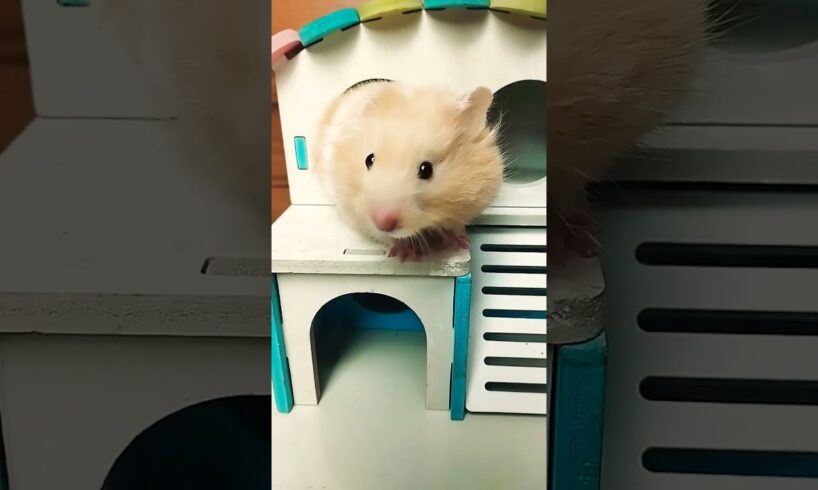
[418,161,434,180]
[365,153,375,170]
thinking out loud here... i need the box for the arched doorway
[102,395,269,490]
[311,293,427,404]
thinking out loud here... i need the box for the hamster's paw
[388,239,425,263]
[440,229,470,251]
[551,211,600,263]
[388,230,469,262]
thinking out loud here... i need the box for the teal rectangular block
[294,136,309,170]
[57,0,89,5]
[299,8,361,47]
[424,0,490,9]
[271,275,294,413]
[550,333,607,490]
[450,273,472,421]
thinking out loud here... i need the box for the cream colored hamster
[313,80,504,261]
[548,0,710,261]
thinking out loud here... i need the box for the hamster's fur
[314,81,504,254]
[548,0,710,258]
[101,0,710,256]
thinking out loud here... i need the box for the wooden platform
[271,205,470,277]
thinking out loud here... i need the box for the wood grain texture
[272,0,358,33]
[271,0,354,221]
[0,0,35,154]
[272,102,290,221]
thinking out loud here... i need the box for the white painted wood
[20,0,174,117]
[466,227,547,415]
[479,294,545,312]
[473,206,547,227]
[599,189,818,490]
[0,335,267,489]
[666,43,818,126]
[611,144,818,185]
[478,317,546,335]
[0,119,268,334]
[270,205,470,277]
[473,250,547,267]
[270,329,548,490]
[274,9,546,209]
[276,273,456,411]
[477,272,547,289]
[481,339,546,359]
[468,227,547,245]
[642,126,818,153]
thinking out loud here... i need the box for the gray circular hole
[489,80,547,185]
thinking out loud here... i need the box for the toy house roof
[271,0,547,67]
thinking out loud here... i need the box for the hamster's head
[328,83,504,242]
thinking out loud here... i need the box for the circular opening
[708,0,818,55]
[489,80,547,185]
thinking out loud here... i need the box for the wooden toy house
[270,0,548,421]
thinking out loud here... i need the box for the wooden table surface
[0,0,35,156]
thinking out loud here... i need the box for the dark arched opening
[102,395,269,490]
[311,293,426,404]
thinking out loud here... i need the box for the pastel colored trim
[423,0,490,10]
[451,272,472,421]
[358,0,424,21]
[294,136,309,170]
[299,8,361,47]
[490,0,547,17]
[271,275,295,413]
[271,30,302,68]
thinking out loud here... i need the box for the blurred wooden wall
[0,0,35,154]
[271,0,356,221]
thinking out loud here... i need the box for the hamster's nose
[372,210,400,232]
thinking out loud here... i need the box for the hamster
[313,81,505,261]
[548,0,711,262]
[100,0,710,262]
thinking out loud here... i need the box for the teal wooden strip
[424,0,490,9]
[450,273,472,421]
[294,136,309,170]
[0,417,7,490]
[57,0,89,5]
[271,275,294,413]
[298,8,361,47]
[550,333,607,490]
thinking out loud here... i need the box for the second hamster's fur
[102,1,711,254]
[314,81,504,246]
[548,0,711,257]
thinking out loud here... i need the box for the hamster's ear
[456,87,494,140]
